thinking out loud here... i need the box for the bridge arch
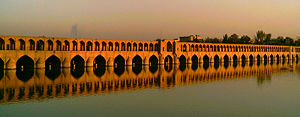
[16,55,34,82]
[80,41,85,51]
[0,38,4,50]
[276,54,280,64]
[64,40,70,51]
[121,42,125,51]
[56,40,62,51]
[164,55,173,72]
[144,43,148,51]
[19,39,25,50]
[179,55,187,65]
[115,42,120,51]
[127,42,132,51]
[114,55,125,76]
[86,41,93,51]
[214,55,220,69]
[133,43,137,51]
[149,43,154,51]
[155,43,159,51]
[224,55,229,69]
[8,38,15,50]
[167,42,172,52]
[45,55,61,80]
[282,55,285,64]
[0,58,4,70]
[29,39,35,50]
[47,40,53,51]
[132,55,142,75]
[72,41,77,51]
[102,42,106,51]
[138,43,143,51]
[95,41,100,51]
[108,42,113,51]
[36,40,44,51]
[149,55,158,73]
[71,55,85,78]
[92,55,106,77]
[191,55,198,65]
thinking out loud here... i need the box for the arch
[72,41,78,51]
[270,54,274,64]
[149,55,158,73]
[0,38,4,50]
[224,55,229,69]
[249,54,254,66]
[95,42,100,51]
[241,55,246,67]
[114,55,125,76]
[182,44,187,52]
[8,38,15,50]
[80,41,85,51]
[167,42,172,52]
[16,55,34,82]
[0,58,3,80]
[164,55,173,72]
[47,40,53,51]
[276,54,280,64]
[138,43,143,51]
[214,55,220,69]
[29,39,35,50]
[36,40,44,51]
[203,55,209,70]
[108,42,113,51]
[257,55,261,66]
[191,55,198,65]
[133,43,137,51]
[144,43,148,51]
[93,55,106,77]
[19,39,26,50]
[179,55,187,65]
[115,42,120,51]
[296,55,299,63]
[233,55,238,68]
[86,41,93,51]
[149,43,154,51]
[64,40,70,51]
[56,40,62,51]
[45,55,61,80]
[132,55,142,75]
[102,42,107,51]
[127,42,132,51]
[121,42,125,51]
[71,55,85,78]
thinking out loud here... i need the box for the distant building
[179,35,202,42]
[71,24,78,39]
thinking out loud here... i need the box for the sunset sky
[0,0,299,40]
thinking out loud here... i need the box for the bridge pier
[126,57,132,66]
[107,57,114,67]
[5,59,16,69]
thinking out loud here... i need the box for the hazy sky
[0,0,299,40]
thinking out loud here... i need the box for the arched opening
[101,42,106,51]
[133,43,137,51]
[114,55,125,76]
[16,55,34,82]
[80,41,85,51]
[182,44,187,52]
[276,55,280,64]
[149,43,154,51]
[241,55,246,67]
[249,55,254,67]
[29,39,35,50]
[115,42,120,51]
[257,55,261,66]
[233,55,238,68]
[264,55,268,65]
[287,54,290,64]
[45,55,61,80]
[127,42,131,51]
[179,55,186,71]
[108,42,113,51]
[8,38,15,50]
[296,55,299,63]
[191,55,198,71]
[224,55,229,69]
[93,55,106,77]
[72,41,77,51]
[270,55,274,65]
[121,42,125,51]
[56,40,62,51]
[36,40,44,51]
[149,55,158,73]
[132,55,142,75]
[282,55,285,64]
[144,43,148,51]
[47,40,53,51]
[95,42,100,51]
[64,40,70,51]
[71,55,85,78]
[0,38,5,50]
[19,39,25,50]
[164,55,173,72]
[167,42,172,52]
[86,41,93,51]
[214,55,220,69]
[138,43,143,51]
[203,55,209,70]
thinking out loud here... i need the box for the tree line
[191,30,300,46]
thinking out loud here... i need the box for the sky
[0,0,299,40]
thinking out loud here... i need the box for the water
[0,61,300,117]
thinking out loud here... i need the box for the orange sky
[0,0,299,40]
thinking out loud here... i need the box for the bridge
[0,35,299,70]
[0,62,297,104]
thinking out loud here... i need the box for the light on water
[0,61,300,117]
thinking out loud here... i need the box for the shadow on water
[191,63,198,71]
[179,63,186,71]
[94,66,106,77]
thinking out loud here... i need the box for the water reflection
[0,61,299,104]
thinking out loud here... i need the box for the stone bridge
[0,35,299,70]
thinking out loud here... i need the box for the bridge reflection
[0,61,299,104]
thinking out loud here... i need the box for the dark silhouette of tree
[255,30,266,44]
[222,34,229,43]
[228,34,239,44]
[240,35,251,44]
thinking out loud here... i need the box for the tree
[255,30,266,44]
[228,34,239,44]
[222,34,229,43]
[240,35,251,44]
[264,33,272,44]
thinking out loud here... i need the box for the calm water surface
[0,61,300,117]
